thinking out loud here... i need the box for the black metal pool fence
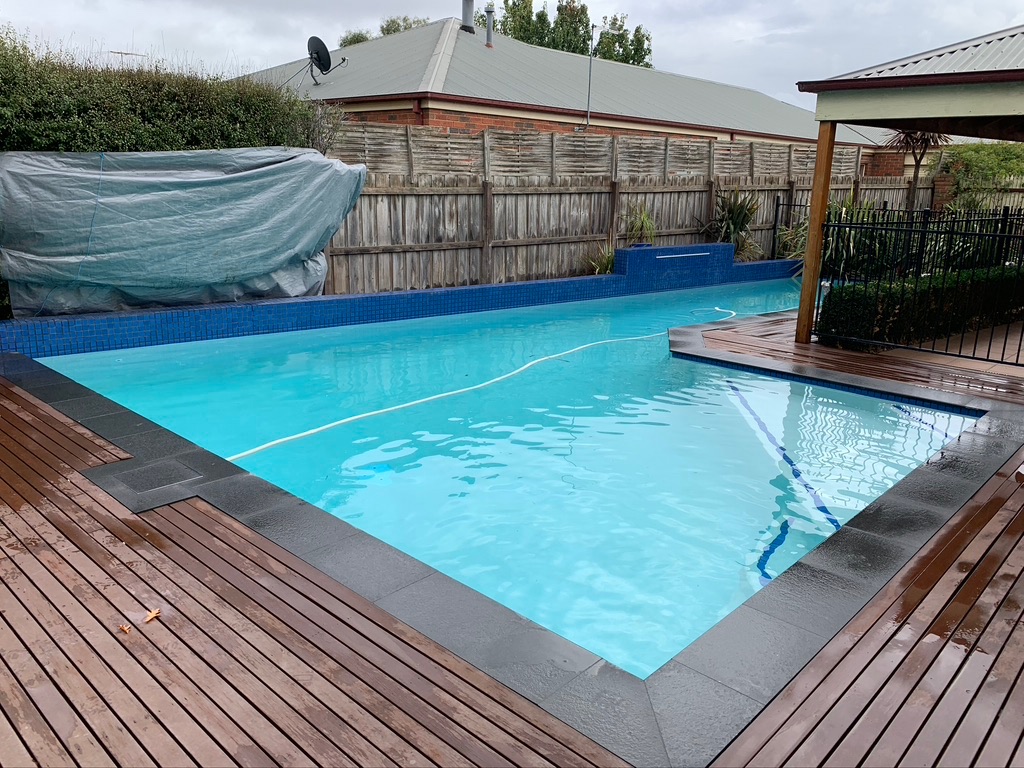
[813,206,1024,365]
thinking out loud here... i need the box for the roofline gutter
[325,91,878,146]
[798,68,1024,93]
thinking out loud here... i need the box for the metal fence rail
[813,206,1024,365]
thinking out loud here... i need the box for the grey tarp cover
[0,147,366,315]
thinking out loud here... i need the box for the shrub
[935,143,1024,210]
[0,26,321,153]
[624,203,657,246]
[701,191,762,261]
[817,266,1024,349]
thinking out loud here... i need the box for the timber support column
[795,120,837,344]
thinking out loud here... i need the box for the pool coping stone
[4,314,1023,767]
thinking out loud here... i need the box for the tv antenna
[109,50,148,61]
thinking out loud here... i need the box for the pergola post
[795,120,836,344]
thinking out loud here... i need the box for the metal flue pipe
[461,0,476,32]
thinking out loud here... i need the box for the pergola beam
[795,120,836,344]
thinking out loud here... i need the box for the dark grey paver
[466,622,601,704]
[743,561,876,639]
[115,459,200,493]
[647,660,764,768]
[113,429,196,462]
[303,531,432,603]
[673,605,826,705]
[799,526,920,592]
[79,410,160,440]
[541,661,669,768]
[49,394,125,421]
[376,571,528,660]
[229,496,360,557]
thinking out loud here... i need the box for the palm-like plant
[884,130,952,210]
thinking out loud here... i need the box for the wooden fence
[325,172,930,295]
[323,124,934,295]
[330,123,864,180]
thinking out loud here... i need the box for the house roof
[800,24,1024,94]
[836,24,1024,80]
[252,19,882,145]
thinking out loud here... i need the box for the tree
[491,1,652,65]
[550,1,590,55]
[593,14,652,68]
[339,29,372,47]
[339,15,430,47]
[379,16,431,35]
[497,0,543,44]
[884,130,952,210]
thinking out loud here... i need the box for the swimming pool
[43,279,976,677]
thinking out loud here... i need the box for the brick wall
[865,151,906,177]
[347,105,719,139]
[932,173,955,210]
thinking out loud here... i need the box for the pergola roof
[797,24,1024,142]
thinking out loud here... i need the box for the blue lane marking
[727,382,842,532]
[757,518,791,584]
[892,403,955,443]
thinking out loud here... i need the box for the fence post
[707,138,715,178]
[608,180,621,251]
[786,178,797,227]
[550,132,557,184]
[482,129,492,181]
[998,205,1011,264]
[771,194,781,259]
[406,125,416,178]
[749,142,756,178]
[706,178,717,227]
[852,176,861,204]
[611,135,620,181]
[663,135,671,183]
[482,179,494,282]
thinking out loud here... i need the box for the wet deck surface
[671,312,1024,767]
[0,376,625,767]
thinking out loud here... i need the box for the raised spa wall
[0,244,799,358]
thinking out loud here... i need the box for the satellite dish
[278,34,348,89]
[308,36,331,74]
[305,35,347,85]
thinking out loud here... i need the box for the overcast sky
[4,0,1023,110]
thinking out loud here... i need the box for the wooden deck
[694,314,1024,767]
[699,313,1024,404]
[0,377,626,767]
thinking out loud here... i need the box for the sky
[3,0,1024,110]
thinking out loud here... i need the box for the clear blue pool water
[43,280,976,677]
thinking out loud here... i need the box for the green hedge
[0,28,316,152]
[817,267,1024,349]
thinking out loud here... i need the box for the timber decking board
[695,315,1024,767]
[0,376,626,768]
[693,313,1024,404]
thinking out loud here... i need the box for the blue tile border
[0,245,800,358]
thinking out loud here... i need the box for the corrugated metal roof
[834,24,1024,80]
[251,19,880,144]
